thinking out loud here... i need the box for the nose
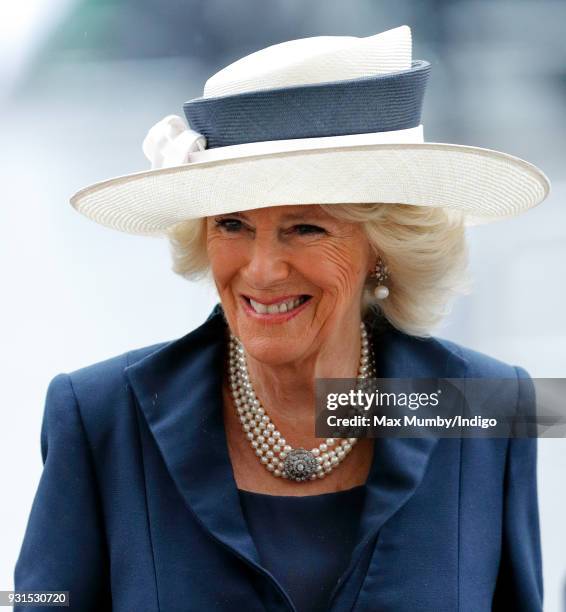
[242,231,290,288]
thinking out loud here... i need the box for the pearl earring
[372,258,390,300]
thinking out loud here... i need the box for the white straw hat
[69,25,551,237]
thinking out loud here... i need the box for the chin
[238,333,308,367]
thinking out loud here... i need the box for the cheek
[207,236,245,288]
[303,242,368,298]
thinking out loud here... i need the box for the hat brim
[69,142,550,237]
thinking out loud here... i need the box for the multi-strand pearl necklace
[228,322,376,483]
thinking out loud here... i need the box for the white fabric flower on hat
[142,115,207,169]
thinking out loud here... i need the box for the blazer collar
[124,303,468,602]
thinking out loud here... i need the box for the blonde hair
[165,203,471,338]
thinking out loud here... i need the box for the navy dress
[238,484,368,611]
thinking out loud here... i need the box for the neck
[228,319,369,450]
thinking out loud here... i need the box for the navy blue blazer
[14,303,543,611]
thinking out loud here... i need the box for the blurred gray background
[1,0,565,609]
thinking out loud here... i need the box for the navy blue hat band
[183,59,431,149]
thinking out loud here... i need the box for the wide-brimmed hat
[69,25,550,237]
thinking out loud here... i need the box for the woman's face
[206,204,374,366]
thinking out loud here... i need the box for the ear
[367,249,379,275]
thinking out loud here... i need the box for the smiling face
[206,204,375,366]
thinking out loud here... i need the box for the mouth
[240,294,313,320]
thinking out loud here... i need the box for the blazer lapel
[359,320,468,540]
[125,303,469,606]
[124,303,265,571]
[327,319,469,608]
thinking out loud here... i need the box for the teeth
[249,296,307,315]
[249,299,267,314]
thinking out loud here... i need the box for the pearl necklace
[228,322,376,483]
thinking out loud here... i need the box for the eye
[292,224,326,236]
[214,218,244,233]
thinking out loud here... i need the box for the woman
[14,26,548,611]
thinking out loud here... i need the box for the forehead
[216,204,329,221]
